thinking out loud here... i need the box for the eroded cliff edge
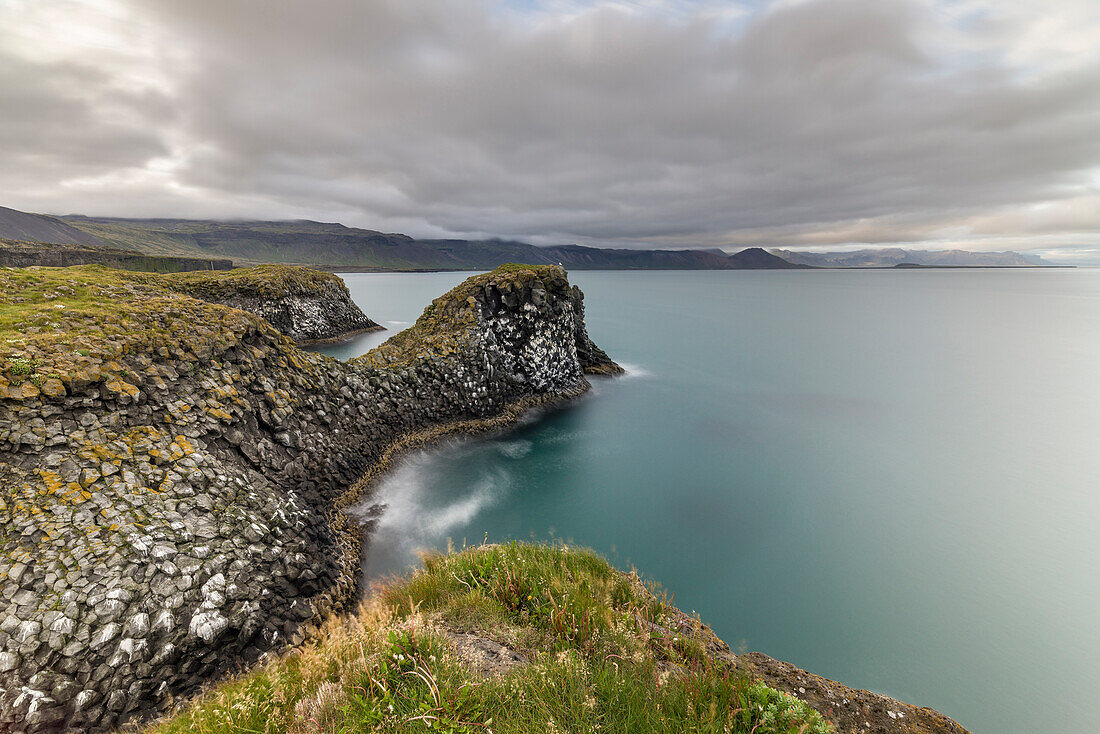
[0,263,616,731]
[163,265,382,344]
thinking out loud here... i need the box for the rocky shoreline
[0,262,968,734]
[0,263,617,731]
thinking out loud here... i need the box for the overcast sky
[1,0,1098,258]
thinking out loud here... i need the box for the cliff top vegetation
[0,238,144,258]
[358,264,567,370]
[167,264,340,300]
[0,264,344,395]
[148,542,832,734]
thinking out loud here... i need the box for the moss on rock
[0,263,617,732]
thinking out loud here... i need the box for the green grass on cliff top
[0,261,555,389]
[148,543,831,734]
[358,263,561,369]
[167,264,339,299]
[0,264,339,388]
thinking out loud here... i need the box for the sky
[1,0,1098,260]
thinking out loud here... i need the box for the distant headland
[0,204,1053,272]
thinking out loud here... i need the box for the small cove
[313,268,1100,734]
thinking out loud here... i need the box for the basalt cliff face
[163,265,382,344]
[0,264,616,731]
[0,239,233,274]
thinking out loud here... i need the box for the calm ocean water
[314,269,1100,734]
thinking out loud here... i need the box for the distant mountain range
[0,204,1053,271]
[45,211,803,270]
[770,248,1049,267]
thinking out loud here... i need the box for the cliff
[163,265,382,343]
[0,264,616,731]
[0,238,233,273]
[148,544,970,734]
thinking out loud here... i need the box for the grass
[0,264,348,388]
[147,543,831,734]
[357,264,561,370]
[0,267,250,391]
[167,264,339,299]
[0,262,555,385]
[485,263,546,275]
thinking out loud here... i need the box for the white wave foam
[385,320,411,326]
[496,439,533,459]
[424,472,506,534]
[352,453,509,544]
[616,361,652,379]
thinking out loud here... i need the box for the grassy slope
[0,238,232,273]
[0,264,344,393]
[149,543,831,734]
[60,220,213,259]
[0,205,106,246]
[61,218,751,271]
[62,219,522,269]
[166,264,338,299]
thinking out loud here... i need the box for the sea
[312,268,1100,734]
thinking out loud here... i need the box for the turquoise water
[315,269,1100,734]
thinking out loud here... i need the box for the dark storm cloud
[1,0,1098,250]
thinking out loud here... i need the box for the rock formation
[165,264,382,343]
[0,238,232,273]
[0,263,616,731]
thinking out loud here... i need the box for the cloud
[0,0,1098,251]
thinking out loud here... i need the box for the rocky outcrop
[640,590,969,734]
[0,263,616,731]
[0,238,232,273]
[163,265,381,343]
[570,285,623,375]
[193,276,380,344]
[738,653,969,734]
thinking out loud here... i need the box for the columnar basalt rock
[207,280,382,344]
[164,264,382,343]
[0,263,617,732]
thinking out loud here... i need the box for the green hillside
[60,216,778,271]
